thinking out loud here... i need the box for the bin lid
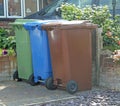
[24,22,42,30]
[9,19,41,29]
[42,20,98,30]
[23,20,64,30]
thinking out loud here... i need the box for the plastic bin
[11,19,39,85]
[24,21,53,84]
[42,20,97,94]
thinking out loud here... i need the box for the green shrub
[103,15,120,48]
[0,28,16,56]
[60,3,82,21]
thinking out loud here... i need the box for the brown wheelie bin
[42,20,97,94]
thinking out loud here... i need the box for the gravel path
[31,88,120,106]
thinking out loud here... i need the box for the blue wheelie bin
[24,21,53,84]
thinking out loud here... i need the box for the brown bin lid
[42,20,98,30]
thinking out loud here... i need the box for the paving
[0,81,76,106]
[0,81,120,106]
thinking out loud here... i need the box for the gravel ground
[30,88,120,106]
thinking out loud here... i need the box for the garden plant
[0,28,16,56]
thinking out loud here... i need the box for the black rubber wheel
[45,77,57,90]
[66,80,78,94]
[28,74,37,86]
[13,70,21,81]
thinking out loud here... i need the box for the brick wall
[0,21,10,28]
[0,56,17,81]
[0,19,15,28]
[99,52,120,91]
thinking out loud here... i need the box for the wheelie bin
[24,21,53,84]
[42,20,97,94]
[11,19,39,85]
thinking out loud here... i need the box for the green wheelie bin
[11,19,39,85]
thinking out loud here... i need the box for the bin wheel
[28,74,37,86]
[13,70,21,81]
[66,80,78,94]
[45,77,57,90]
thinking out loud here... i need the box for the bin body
[24,22,53,83]
[12,19,37,80]
[43,21,97,91]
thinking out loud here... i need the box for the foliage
[61,3,82,21]
[0,28,16,56]
[90,6,111,27]
[103,15,120,50]
[60,3,120,51]
[112,15,120,36]
[60,4,111,27]
[0,28,8,48]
